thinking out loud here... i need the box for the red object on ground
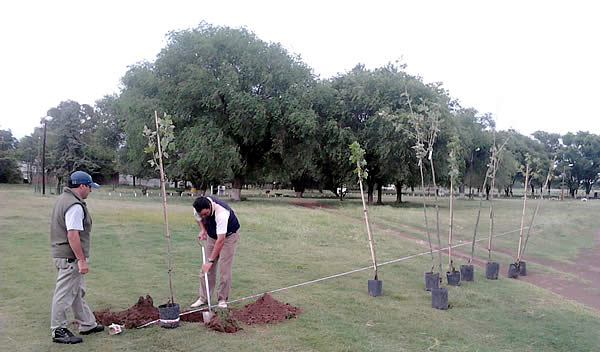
[231,292,302,325]
[94,295,158,329]
[94,292,302,333]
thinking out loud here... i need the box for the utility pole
[560,165,565,200]
[42,119,47,196]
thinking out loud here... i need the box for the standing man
[190,196,240,309]
[50,171,104,344]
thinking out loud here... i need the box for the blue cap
[69,171,100,188]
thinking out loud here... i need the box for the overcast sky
[1,0,598,139]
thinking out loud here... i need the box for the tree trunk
[530,183,535,196]
[376,184,383,205]
[133,176,136,188]
[292,182,305,198]
[56,176,62,195]
[367,182,374,205]
[458,183,465,199]
[231,176,243,201]
[395,181,403,203]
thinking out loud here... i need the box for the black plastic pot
[519,261,527,276]
[460,264,474,281]
[425,272,440,291]
[446,271,461,286]
[368,279,382,297]
[486,262,499,280]
[508,263,519,278]
[431,287,448,310]
[158,303,180,329]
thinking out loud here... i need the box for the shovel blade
[203,311,214,324]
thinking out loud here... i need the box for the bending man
[190,195,240,309]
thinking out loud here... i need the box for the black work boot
[80,324,104,335]
[52,328,83,344]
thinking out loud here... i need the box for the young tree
[144,111,176,304]
[349,141,378,281]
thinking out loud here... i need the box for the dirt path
[293,199,600,311]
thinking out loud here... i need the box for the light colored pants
[50,258,97,333]
[199,232,239,303]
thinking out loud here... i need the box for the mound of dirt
[231,293,302,325]
[94,293,301,332]
[94,295,158,328]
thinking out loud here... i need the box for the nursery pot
[158,303,180,329]
[486,262,499,280]
[460,264,474,282]
[368,279,382,297]
[518,261,527,276]
[425,272,440,291]
[446,271,461,286]
[431,287,448,310]
[508,263,519,278]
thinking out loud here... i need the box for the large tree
[0,129,22,183]
[46,101,100,190]
[561,132,600,196]
[132,23,318,200]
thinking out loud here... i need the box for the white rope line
[229,226,529,306]
[137,225,532,328]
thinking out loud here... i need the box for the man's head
[193,196,212,218]
[68,171,100,199]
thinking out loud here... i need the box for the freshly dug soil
[231,293,302,325]
[94,293,301,332]
[94,295,159,328]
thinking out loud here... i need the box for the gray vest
[50,187,93,258]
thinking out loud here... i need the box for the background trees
[0,129,22,183]
[9,23,600,199]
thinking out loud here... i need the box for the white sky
[1,0,598,139]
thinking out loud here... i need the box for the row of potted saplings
[355,108,550,309]
[425,146,551,310]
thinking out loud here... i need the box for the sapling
[143,111,176,304]
[486,134,509,262]
[446,136,461,273]
[515,156,531,266]
[469,133,509,265]
[406,101,443,284]
[519,155,555,263]
[422,103,443,284]
[404,89,435,273]
[349,141,378,280]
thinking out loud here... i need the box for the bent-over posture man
[50,171,104,344]
[190,196,240,309]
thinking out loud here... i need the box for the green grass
[1,184,599,351]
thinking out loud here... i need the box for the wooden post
[42,120,46,195]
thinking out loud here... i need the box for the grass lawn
[1,184,599,351]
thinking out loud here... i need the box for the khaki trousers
[199,232,239,303]
[50,258,97,333]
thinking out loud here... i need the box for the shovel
[201,246,214,324]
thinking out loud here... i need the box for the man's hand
[201,262,213,274]
[78,259,89,274]
[197,230,208,244]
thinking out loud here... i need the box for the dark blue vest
[203,197,240,239]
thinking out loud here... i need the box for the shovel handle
[202,246,212,312]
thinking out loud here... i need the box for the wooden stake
[516,163,530,262]
[155,111,175,304]
[356,160,378,280]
